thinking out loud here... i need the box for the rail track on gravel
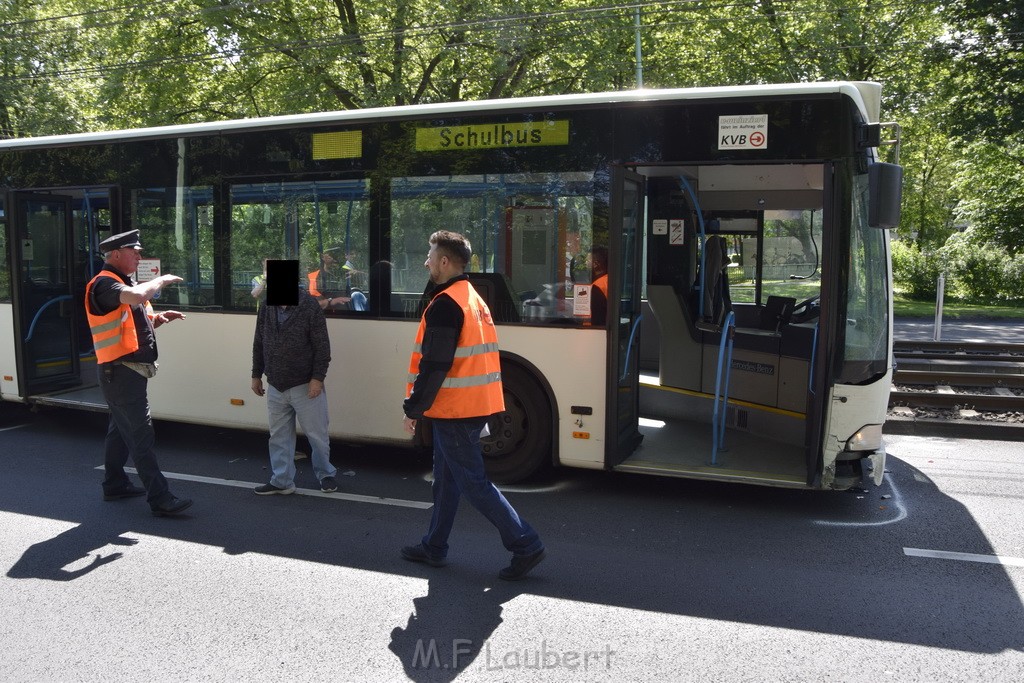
[886,341,1024,437]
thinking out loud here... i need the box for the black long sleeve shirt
[403,275,467,420]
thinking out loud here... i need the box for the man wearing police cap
[85,229,193,516]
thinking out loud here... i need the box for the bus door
[605,168,645,465]
[11,193,80,394]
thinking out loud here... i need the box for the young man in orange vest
[401,230,545,581]
[84,229,192,517]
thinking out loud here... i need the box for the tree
[0,0,86,137]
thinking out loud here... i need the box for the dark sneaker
[254,482,296,495]
[320,476,337,493]
[103,484,146,501]
[400,544,447,568]
[498,548,546,581]
[151,496,193,517]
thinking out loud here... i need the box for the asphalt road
[1,405,1022,682]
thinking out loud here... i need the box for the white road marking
[903,547,1024,567]
[97,466,432,509]
[0,423,29,432]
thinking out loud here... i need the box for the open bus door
[10,193,81,395]
[605,168,645,466]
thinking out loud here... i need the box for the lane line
[904,547,1024,567]
[97,466,432,509]
[0,423,29,432]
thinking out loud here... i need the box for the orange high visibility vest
[592,273,609,301]
[407,279,505,419]
[85,273,153,363]
[307,270,322,297]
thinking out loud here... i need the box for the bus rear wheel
[481,365,552,483]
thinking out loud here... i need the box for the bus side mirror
[868,162,903,228]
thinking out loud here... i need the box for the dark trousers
[422,418,543,559]
[99,363,170,506]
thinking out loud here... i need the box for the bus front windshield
[839,172,890,383]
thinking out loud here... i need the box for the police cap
[99,230,143,253]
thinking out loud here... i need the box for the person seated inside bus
[307,247,351,311]
[587,245,609,326]
[251,258,268,311]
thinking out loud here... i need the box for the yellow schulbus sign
[312,131,363,159]
[415,120,569,152]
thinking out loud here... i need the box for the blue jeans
[266,383,336,488]
[422,418,543,560]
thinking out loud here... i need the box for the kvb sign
[718,115,768,150]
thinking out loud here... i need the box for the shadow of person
[6,523,137,582]
[389,572,510,682]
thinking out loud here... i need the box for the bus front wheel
[482,366,552,483]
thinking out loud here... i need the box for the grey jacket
[252,290,331,392]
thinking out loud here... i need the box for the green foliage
[950,140,1024,254]
[1,0,1022,266]
[891,239,941,300]
[937,231,1005,301]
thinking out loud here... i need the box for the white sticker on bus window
[573,284,592,317]
[136,259,161,282]
[718,114,768,150]
[652,219,668,235]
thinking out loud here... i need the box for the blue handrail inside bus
[711,310,736,465]
[25,295,72,342]
[678,175,707,318]
[620,313,643,382]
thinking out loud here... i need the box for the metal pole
[933,272,945,341]
[634,6,643,88]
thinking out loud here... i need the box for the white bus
[0,82,902,489]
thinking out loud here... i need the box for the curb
[884,416,1024,441]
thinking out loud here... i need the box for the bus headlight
[845,424,883,452]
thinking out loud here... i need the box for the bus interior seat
[697,235,732,331]
[759,295,796,333]
[350,289,367,311]
[465,272,521,323]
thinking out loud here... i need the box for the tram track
[886,340,1024,438]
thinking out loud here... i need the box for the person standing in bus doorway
[587,245,609,326]
[85,229,193,517]
[401,230,545,581]
[250,279,338,495]
[308,246,350,311]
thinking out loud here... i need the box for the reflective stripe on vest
[406,280,505,419]
[85,274,141,363]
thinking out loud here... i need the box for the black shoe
[151,496,193,517]
[320,476,337,493]
[498,548,546,581]
[254,482,295,495]
[400,544,447,568]
[103,484,146,501]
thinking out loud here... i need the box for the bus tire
[481,365,552,484]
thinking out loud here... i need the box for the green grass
[894,293,1024,319]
